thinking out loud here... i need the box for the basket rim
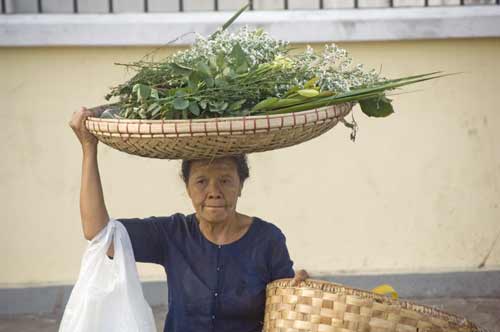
[85,102,354,137]
[267,278,479,329]
[86,102,355,124]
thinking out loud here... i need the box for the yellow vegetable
[371,284,398,299]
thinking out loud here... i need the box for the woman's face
[186,157,243,224]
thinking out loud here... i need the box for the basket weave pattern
[86,103,354,160]
[264,279,481,332]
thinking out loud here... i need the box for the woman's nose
[207,181,223,198]
[207,192,222,199]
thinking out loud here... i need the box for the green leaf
[230,43,249,70]
[304,77,320,89]
[148,103,162,118]
[216,53,226,69]
[199,100,208,109]
[284,86,300,97]
[229,99,246,111]
[208,101,228,114]
[231,108,251,116]
[138,85,151,101]
[164,110,174,120]
[203,77,215,88]
[175,90,187,98]
[222,67,235,79]
[236,63,249,74]
[147,102,159,112]
[298,89,320,97]
[214,78,227,88]
[197,62,212,77]
[169,62,193,76]
[208,56,218,72]
[173,97,190,110]
[188,71,202,90]
[138,107,147,119]
[209,105,222,114]
[150,88,159,100]
[188,101,201,116]
[132,84,151,101]
[359,95,394,117]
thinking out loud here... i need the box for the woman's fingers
[69,106,98,147]
[290,269,310,286]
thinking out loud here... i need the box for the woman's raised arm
[69,107,113,256]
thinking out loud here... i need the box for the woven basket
[264,279,482,332]
[85,103,354,160]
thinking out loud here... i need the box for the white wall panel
[148,0,180,12]
[183,0,214,11]
[218,0,247,11]
[113,0,144,12]
[78,0,110,13]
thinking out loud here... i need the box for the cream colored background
[1,38,499,287]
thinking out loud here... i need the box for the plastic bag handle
[112,220,144,283]
[113,223,126,276]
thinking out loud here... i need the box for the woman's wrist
[82,143,98,155]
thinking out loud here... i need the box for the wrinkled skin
[185,157,308,284]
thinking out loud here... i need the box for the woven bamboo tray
[85,103,354,160]
[264,279,483,332]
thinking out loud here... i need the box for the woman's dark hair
[181,154,250,185]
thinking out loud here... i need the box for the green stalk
[358,71,443,87]
[209,4,250,40]
[261,93,378,115]
[262,72,451,115]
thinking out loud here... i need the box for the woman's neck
[197,212,248,245]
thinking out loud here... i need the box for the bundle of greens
[104,5,446,122]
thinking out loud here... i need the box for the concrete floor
[1,297,499,332]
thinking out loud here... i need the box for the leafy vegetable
[104,4,448,123]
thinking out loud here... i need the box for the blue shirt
[118,213,294,332]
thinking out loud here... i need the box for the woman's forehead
[190,158,237,174]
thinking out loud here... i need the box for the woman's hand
[69,106,101,150]
[290,269,309,286]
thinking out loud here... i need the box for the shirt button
[214,292,218,297]
[211,315,216,320]
[216,267,221,272]
[218,245,222,249]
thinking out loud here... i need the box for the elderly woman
[69,107,308,332]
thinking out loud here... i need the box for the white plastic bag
[59,219,157,332]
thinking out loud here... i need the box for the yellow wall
[1,38,499,286]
